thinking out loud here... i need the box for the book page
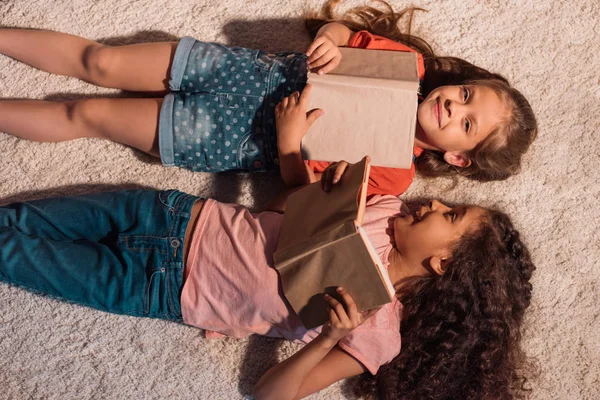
[304,48,419,168]
[357,226,395,298]
[276,157,369,252]
[355,161,370,226]
[278,231,394,329]
[332,47,420,82]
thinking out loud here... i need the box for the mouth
[386,217,397,239]
[413,210,422,224]
[435,97,441,127]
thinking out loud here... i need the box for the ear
[443,151,471,168]
[430,256,449,276]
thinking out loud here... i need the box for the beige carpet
[1,0,598,399]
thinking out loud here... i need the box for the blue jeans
[0,189,199,321]
[159,37,308,172]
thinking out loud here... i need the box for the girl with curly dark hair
[351,204,536,400]
[0,1,536,196]
[0,89,535,399]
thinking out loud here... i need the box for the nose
[444,99,452,118]
[444,99,467,121]
[430,200,449,212]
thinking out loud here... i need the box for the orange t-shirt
[306,30,425,196]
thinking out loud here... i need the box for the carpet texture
[0,0,598,399]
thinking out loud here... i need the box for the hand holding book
[322,287,380,345]
[275,84,324,153]
[274,157,395,329]
[320,159,353,192]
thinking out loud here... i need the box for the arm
[253,288,379,400]
[306,22,354,75]
[315,22,354,47]
[267,85,321,213]
[275,84,322,188]
[265,158,350,214]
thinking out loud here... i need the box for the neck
[387,248,429,289]
[414,124,441,151]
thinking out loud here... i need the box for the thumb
[306,108,324,126]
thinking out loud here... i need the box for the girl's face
[392,200,487,269]
[416,85,509,167]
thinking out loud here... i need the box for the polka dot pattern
[161,40,307,172]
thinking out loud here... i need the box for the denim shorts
[159,37,308,172]
[0,190,199,321]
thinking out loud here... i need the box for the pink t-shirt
[181,195,406,374]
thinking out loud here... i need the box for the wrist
[316,29,336,42]
[277,137,302,155]
[315,22,352,46]
[316,332,340,349]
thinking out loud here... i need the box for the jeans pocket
[253,50,274,71]
[238,132,271,171]
[158,190,177,212]
[143,265,182,320]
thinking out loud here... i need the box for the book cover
[274,157,395,329]
[303,47,420,169]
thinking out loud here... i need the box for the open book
[273,157,396,329]
[303,47,420,169]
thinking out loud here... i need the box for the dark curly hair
[351,209,536,400]
[304,0,538,183]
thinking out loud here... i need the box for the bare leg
[0,98,162,156]
[0,28,178,92]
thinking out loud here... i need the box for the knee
[81,45,114,85]
[66,99,108,138]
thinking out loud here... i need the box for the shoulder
[367,194,403,207]
[348,30,415,53]
[338,300,403,374]
[348,30,426,80]
[367,166,416,197]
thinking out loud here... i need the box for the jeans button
[171,239,180,248]
[253,160,262,169]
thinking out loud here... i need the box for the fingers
[321,163,335,192]
[306,38,332,63]
[324,292,351,326]
[316,58,341,75]
[309,52,335,70]
[306,36,327,58]
[321,162,335,191]
[336,287,359,325]
[306,37,341,75]
[321,160,348,192]
[332,161,348,184]
[292,91,300,102]
[276,91,301,110]
[325,287,371,330]
[310,51,341,75]
[328,305,341,326]
[306,108,324,126]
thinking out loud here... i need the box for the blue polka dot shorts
[158,37,308,172]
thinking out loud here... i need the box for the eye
[445,211,457,222]
[462,86,470,102]
[464,119,471,133]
